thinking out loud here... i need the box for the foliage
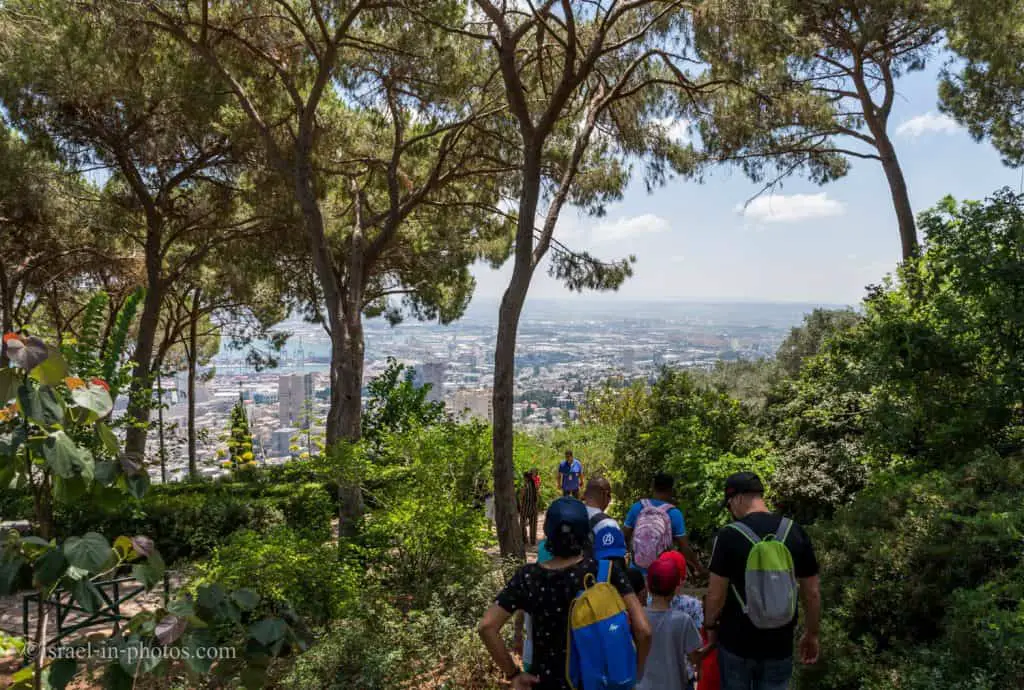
[45,480,335,563]
[939,0,1024,167]
[775,308,862,379]
[361,424,490,607]
[361,358,447,454]
[278,574,504,690]
[223,398,255,471]
[190,527,357,625]
[694,0,941,259]
[794,451,1024,689]
[612,368,771,540]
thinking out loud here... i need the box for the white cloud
[738,193,846,224]
[896,112,963,138]
[591,213,670,242]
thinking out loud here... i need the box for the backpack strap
[589,511,609,529]
[597,559,612,584]
[726,521,761,545]
[640,499,652,510]
[774,517,794,544]
[656,502,674,514]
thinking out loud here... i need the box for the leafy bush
[795,451,1024,689]
[190,527,358,624]
[48,480,334,564]
[279,575,504,690]
[361,424,490,607]
[611,369,766,541]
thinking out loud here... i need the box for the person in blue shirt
[557,449,583,498]
[582,476,627,565]
[623,472,707,577]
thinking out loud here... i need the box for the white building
[449,388,492,423]
[278,373,314,428]
[271,427,299,457]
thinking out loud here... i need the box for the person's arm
[798,575,821,664]
[622,593,652,678]
[556,467,563,491]
[478,604,539,687]
[704,573,729,648]
[674,535,707,576]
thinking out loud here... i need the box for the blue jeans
[718,646,793,690]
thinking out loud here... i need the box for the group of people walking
[480,459,821,690]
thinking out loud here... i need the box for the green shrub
[795,451,1024,689]
[48,480,335,564]
[279,576,504,690]
[191,527,357,624]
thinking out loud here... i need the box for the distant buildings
[278,373,314,428]
[449,388,492,423]
[414,361,447,403]
[271,427,299,457]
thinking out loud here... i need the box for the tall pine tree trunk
[876,133,918,261]
[124,269,163,459]
[491,153,543,560]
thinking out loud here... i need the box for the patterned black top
[496,557,633,689]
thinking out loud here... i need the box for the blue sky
[470,65,1021,307]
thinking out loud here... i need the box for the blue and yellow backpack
[566,560,637,690]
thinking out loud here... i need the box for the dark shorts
[562,489,579,498]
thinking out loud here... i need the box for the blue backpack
[567,560,637,690]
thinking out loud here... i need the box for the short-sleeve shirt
[496,557,633,689]
[636,609,702,690]
[709,512,819,660]
[586,505,627,560]
[624,499,687,573]
[558,459,582,491]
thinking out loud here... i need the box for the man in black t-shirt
[478,497,652,689]
[704,472,821,690]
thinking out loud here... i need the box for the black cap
[722,472,764,507]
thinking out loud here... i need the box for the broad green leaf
[248,617,287,646]
[42,658,77,690]
[197,584,225,611]
[155,614,187,645]
[30,346,68,387]
[182,630,215,674]
[42,432,85,479]
[94,461,118,487]
[21,536,51,548]
[63,532,111,573]
[68,578,105,613]
[167,597,195,617]
[17,384,64,427]
[0,368,17,404]
[96,423,120,456]
[71,385,113,418]
[0,556,25,594]
[131,561,163,590]
[33,548,67,589]
[232,589,260,611]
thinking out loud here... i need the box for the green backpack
[727,518,798,629]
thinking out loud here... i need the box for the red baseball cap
[658,550,687,581]
[647,557,681,597]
